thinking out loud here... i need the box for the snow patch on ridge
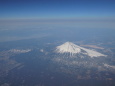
[56,42,106,58]
[104,63,115,69]
[9,49,31,54]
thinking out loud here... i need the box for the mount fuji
[55,42,106,58]
[52,42,115,77]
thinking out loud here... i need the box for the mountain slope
[56,42,106,58]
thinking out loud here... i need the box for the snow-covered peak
[56,42,81,55]
[56,42,107,58]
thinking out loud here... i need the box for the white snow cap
[56,42,81,54]
[56,42,107,58]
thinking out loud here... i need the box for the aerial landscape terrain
[0,0,115,86]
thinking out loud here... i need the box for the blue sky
[0,0,115,19]
[0,0,115,42]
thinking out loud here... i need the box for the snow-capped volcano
[56,42,106,58]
